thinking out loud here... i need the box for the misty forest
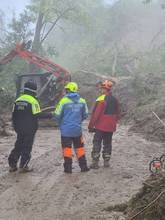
[0,0,165,220]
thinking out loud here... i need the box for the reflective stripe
[63,147,72,158]
[54,96,88,115]
[16,94,41,115]
[80,98,88,114]
[54,97,72,115]
[76,147,85,158]
[96,94,105,102]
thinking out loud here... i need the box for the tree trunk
[112,49,118,76]
[32,11,44,53]
[29,11,44,72]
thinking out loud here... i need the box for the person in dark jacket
[88,80,119,169]
[8,80,52,173]
[54,82,90,173]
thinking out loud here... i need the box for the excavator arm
[0,42,70,79]
[0,42,71,108]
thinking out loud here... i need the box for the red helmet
[101,80,113,90]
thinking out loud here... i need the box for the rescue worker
[88,80,119,169]
[8,80,52,172]
[54,82,90,173]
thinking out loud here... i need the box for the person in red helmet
[88,80,119,169]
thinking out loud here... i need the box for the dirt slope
[0,122,164,220]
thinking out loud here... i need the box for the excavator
[0,41,71,109]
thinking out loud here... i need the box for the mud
[126,174,165,220]
[0,122,164,220]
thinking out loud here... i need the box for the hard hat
[101,80,113,90]
[24,80,37,93]
[65,82,78,92]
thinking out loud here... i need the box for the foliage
[6,11,34,47]
[1,0,165,112]
[0,10,34,50]
[27,0,98,53]
[0,0,97,87]
[143,0,165,8]
[0,88,14,113]
[126,175,165,220]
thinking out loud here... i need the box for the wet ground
[0,123,164,220]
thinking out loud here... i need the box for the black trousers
[8,132,35,168]
[61,136,87,171]
[91,129,113,161]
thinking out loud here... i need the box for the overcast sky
[0,0,30,14]
[0,0,116,21]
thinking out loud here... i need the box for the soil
[0,121,164,220]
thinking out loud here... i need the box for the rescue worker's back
[55,92,88,137]
[12,94,41,134]
[54,82,89,173]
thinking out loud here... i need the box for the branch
[112,48,118,76]
[76,69,107,79]
[129,190,165,220]
[152,111,165,127]
[0,37,7,45]
[41,22,47,40]
[75,70,117,85]
[56,24,66,33]
[0,28,10,34]
[149,26,165,48]
[41,7,74,44]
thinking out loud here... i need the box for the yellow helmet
[64,82,78,92]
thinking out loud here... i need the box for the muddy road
[0,123,164,220]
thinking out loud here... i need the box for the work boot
[64,168,72,174]
[81,166,90,172]
[9,166,17,172]
[64,163,72,174]
[19,166,33,173]
[78,156,90,172]
[90,160,99,169]
[104,160,110,168]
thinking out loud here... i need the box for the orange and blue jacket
[88,93,119,132]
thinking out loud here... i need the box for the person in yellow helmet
[54,82,90,173]
[8,80,52,173]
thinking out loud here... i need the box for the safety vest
[16,94,41,115]
[96,94,106,102]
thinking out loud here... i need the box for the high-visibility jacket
[54,92,88,137]
[88,93,119,132]
[12,94,41,133]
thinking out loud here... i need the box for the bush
[0,88,14,113]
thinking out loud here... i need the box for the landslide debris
[104,174,165,220]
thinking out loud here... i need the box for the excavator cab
[16,72,70,108]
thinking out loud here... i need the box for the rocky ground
[0,121,164,220]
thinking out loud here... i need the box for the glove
[88,128,96,133]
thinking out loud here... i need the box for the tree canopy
[0,0,165,89]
